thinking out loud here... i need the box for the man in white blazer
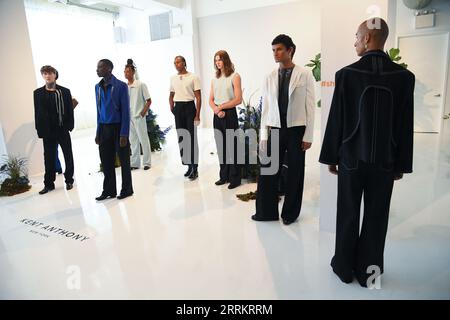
[252,34,316,225]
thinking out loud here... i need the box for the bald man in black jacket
[319,18,415,288]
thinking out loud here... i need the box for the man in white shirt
[252,34,316,225]
[124,60,152,171]
[169,56,202,180]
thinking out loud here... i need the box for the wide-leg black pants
[213,108,242,185]
[255,126,306,221]
[43,128,74,188]
[331,160,394,285]
[98,123,133,196]
[173,101,199,170]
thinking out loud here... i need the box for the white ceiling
[77,0,182,12]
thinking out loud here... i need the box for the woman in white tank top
[209,50,243,189]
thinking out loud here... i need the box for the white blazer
[260,65,316,143]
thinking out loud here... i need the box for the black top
[319,50,415,174]
[34,85,74,139]
[278,67,294,128]
[45,90,60,131]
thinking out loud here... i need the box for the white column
[0,0,41,176]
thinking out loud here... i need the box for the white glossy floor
[0,120,449,300]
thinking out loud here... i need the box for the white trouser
[130,116,151,168]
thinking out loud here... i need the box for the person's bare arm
[194,90,202,124]
[141,99,152,117]
[169,92,175,113]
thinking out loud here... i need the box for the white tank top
[213,72,236,105]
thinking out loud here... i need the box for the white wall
[319,0,390,232]
[115,2,197,128]
[197,0,321,128]
[25,0,119,132]
[394,0,450,116]
[0,0,41,176]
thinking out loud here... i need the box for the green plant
[0,155,31,196]
[146,109,172,152]
[386,48,408,69]
[305,53,321,107]
[0,155,28,181]
[238,90,262,181]
[305,53,321,82]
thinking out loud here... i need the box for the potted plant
[0,155,32,196]
[146,109,172,152]
[237,90,262,182]
[386,48,408,69]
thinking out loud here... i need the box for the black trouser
[173,101,199,170]
[332,160,394,284]
[98,124,133,196]
[213,108,242,185]
[255,126,306,221]
[43,128,74,188]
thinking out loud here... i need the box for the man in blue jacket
[95,59,133,200]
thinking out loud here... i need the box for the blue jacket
[95,75,130,137]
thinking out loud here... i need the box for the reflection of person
[55,97,79,174]
[210,50,243,189]
[319,18,415,287]
[124,59,152,171]
[252,34,315,225]
[33,65,75,195]
[169,56,201,181]
[95,59,133,201]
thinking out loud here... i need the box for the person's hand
[95,136,100,145]
[213,105,221,115]
[170,106,175,114]
[328,165,338,175]
[140,110,147,118]
[394,173,403,181]
[72,98,79,109]
[194,116,201,126]
[218,111,226,118]
[302,141,312,151]
[120,136,128,148]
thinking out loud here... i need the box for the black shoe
[117,192,133,200]
[39,186,55,195]
[332,267,353,284]
[215,179,227,186]
[144,166,151,171]
[95,193,116,201]
[228,182,241,190]
[184,166,193,177]
[56,169,63,175]
[188,170,198,181]
[131,167,139,171]
[282,218,297,225]
[66,183,74,191]
[251,214,279,222]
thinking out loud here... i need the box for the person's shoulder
[265,68,278,80]
[116,78,128,88]
[57,84,70,92]
[295,65,308,74]
[34,86,45,94]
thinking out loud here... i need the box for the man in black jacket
[34,65,75,194]
[319,18,415,287]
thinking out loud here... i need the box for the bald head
[354,17,389,56]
